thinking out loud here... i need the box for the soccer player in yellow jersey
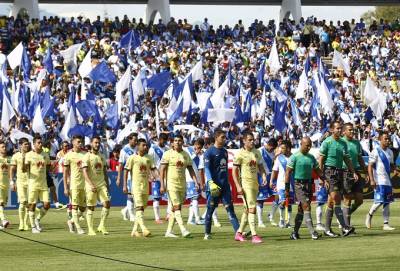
[0,141,11,229]
[232,132,267,244]
[123,138,157,237]
[23,135,51,234]
[82,136,110,236]
[10,138,31,231]
[160,134,201,238]
[63,135,86,235]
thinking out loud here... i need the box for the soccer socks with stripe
[99,207,110,228]
[316,204,323,225]
[0,206,5,221]
[72,209,82,230]
[153,200,161,221]
[166,212,175,233]
[256,202,264,225]
[86,209,94,233]
[205,206,216,234]
[192,199,201,222]
[383,204,390,224]
[136,210,147,232]
[37,207,48,221]
[238,211,248,233]
[29,210,36,228]
[248,213,257,236]
[294,213,304,234]
[174,210,187,234]
[342,205,351,226]
[225,204,239,232]
[325,207,334,230]
[304,211,315,234]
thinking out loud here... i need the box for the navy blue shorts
[207,184,233,208]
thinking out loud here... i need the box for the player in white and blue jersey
[204,130,240,240]
[117,133,137,222]
[365,131,399,230]
[257,138,278,227]
[270,141,294,228]
[148,133,169,224]
[186,139,205,225]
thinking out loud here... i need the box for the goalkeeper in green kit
[203,130,240,240]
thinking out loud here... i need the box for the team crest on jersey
[77,161,82,168]
[139,164,147,172]
[37,161,45,168]
[220,158,227,168]
[176,160,184,168]
[249,160,257,167]
[95,162,102,169]
[0,163,8,171]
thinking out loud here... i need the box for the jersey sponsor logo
[37,161,45,168]
[139,164,147,172]
[176,160,184,168]
[0,163,8,171]
[249,160,257,167]
[77,160,82,168]
[95,162,103,170]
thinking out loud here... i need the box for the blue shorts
[257,175,271,200]
[207,183,232,208]
[374,185,394,204]
[278,189,295,205]
[151,180,162,200]
[186,182,199,199]
[315,183,328,204]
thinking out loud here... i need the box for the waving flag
[105,103,119,129]
[89,61,117,83]
[60,107,77,141]
[119,30,141,51]
[1,88,15,133]
[78,48,93,77]
[32,105,47,135]
[7,42,24,70]
[43,47,53,74]
[273,100,287,133]
[146,71,171,100]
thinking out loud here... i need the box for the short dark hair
[72,135,83,141]
[159,133,168,141]
[174,134,184,140]
[267,138,278,148]
[33,134,42,143]
[128,133,138,140]
[242,131,254,140]
[214,129,225,139]
[329,120,341,129]
[19,137,29,145]
[379,131,390,139]
[280,140,292,149]
[343,122,353,131]
[194,138,205,148]
[91,136,101,142]
[137,138,147,145]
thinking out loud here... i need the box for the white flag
[267,40,281,74]
[370,94,387,119]
[210,78,228,109]
[60,108,77,141]
[132,72,144,101]
[189,61,203,81]
[296,69,308,100]
[7,42,23,70]
[9,129,33,144]
[332,50,351,77]
[1,91,15,133]
[182,78,192,113]
[116,118,137,144]
[60,43,83,74]
[196,92,211,111]
[207,108,235,123]
[213,63,219,90]
[78,48,93,77]
[155,101,160,137]
[257,89,267,117]
[115,66,131,116]
[32,105,47,135]
[314,73,334,115]
[363,76,380,106]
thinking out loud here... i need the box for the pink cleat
[251,235,263,244]
[234,232,246,242]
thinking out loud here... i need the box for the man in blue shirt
[204,129,239,240]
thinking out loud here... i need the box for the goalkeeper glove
[208,180,221,197]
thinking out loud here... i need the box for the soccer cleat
[383,224,395,231]
[34,219,42,232]
[97,226,109,235]
[285,223,292,229]
[324,230,339,238]
[196,219,205,225]
[88,230,97,236]
[67,220,75,233]
[270,221,278,227]
[187,221,196,225]
[121,208,128,221]
[155,219,164,224]
[316,223,326,231]
[23,224,29,231]
[129,216,135,222]
[0,225,3,230]
[365,214,372,229]
[203,234,212,240]
[2,220,10,229]
[311,231,321,240]
[143,229,151,237]
[165,232,178,238]
[131,230,141,237]
[251,235,263,244]
[278,220,285,228]
[290,232,300,240]
[214,221,222,228]
[258,223,267,228]
[182,230,192,238]
[55,203,67,210]
[77,228,85,235]
[337,219,343,229]
[234,232,246,242]
[342,226,355,237]
[19,224,25,231]
[31,227,41,234]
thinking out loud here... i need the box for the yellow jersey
[125,154,155,194]
[64,151,86,190]
[10,152,29,186]
[82,152,107,188]
[0,156,10,189]
[233,148,262,189]
[161,149,192,191]
[25,151,50,190]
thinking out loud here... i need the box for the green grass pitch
[1,201,399,271]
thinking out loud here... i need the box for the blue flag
[257,60,266,88]
[169,98,184,124]
[18,84,29,117]
[76,100,101,123]
[146,71,171,100]
[68,124,93,138]
[22,46,31,81]
[28,90,40,120]
[119,30,141,51]
[273,100,287,133]
[41,98,55,119]
[104,104,119,129]
[89,61,117,83]
[43,47,53,74]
